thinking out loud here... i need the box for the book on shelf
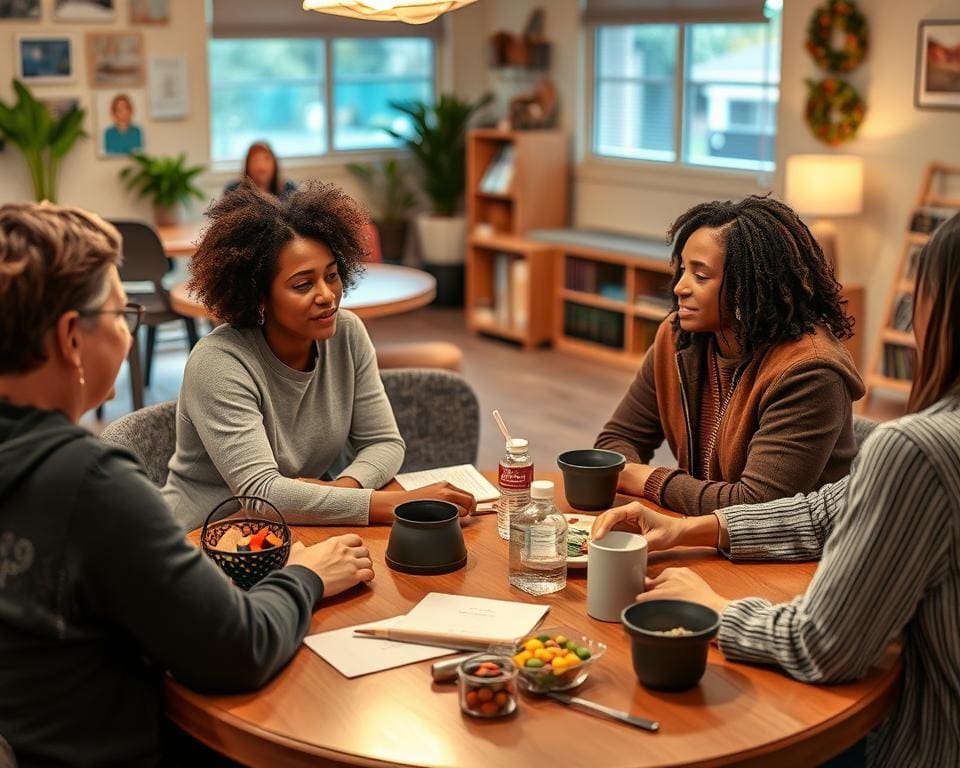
[892,293,914,332]
[493,253,511,327]
[563,302,624,349]
[489,252,530,331]
[479,145,515,195]
[635,293,673,312]
[883,344,916,380]
[564,258,626,301]
[909,207,955,235]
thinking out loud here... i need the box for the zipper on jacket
[675,353,694,471]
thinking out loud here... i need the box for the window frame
[207,34,438,169]
[586,18,780,177]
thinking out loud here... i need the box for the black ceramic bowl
[385,500,468,575]
[621,600,721,691]
[556,449,626,511]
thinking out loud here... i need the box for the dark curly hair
[189,181,369,327]
[668,195,854,354]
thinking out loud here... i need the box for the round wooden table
[169,263,436,321]
[166,474,900,768]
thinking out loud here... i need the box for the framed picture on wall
[54,0,114,22]
[16,35,75,84]
[87,31,145,88]
[0,0,41,19]
[915,20,960,110]
[39,95,81,120]
[148,55,188,119]
[95,89,146,158]
[130,0,169,24]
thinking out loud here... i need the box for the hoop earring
[258,306,265,326]
[77,365,85,387]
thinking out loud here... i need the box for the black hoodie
[0,401,323,767]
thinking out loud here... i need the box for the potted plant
[385,93,492,304]
[0,80,86,203]
[119,151,206,226]
[346,158,417,264]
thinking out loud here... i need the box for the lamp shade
[785,154,864,218]
[303,0,477,24]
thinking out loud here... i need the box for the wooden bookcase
[863,163,960,409]
[465,128,568,347]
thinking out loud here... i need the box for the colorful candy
[458,656,518,719]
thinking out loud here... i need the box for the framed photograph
[148,55,188,120]
[54,0,114,22]
[95,89,145,158]
[130,0,168,24]
[87,32,144,88]
[0,0,41,19]
[915,20,960,110]
[16,35,74,84]
[39,95,81,120]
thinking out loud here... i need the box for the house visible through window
[209,37,434,163]
[592,6,781,172]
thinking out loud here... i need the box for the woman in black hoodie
[0,203,374,767]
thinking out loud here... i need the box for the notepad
[395,464,500,513]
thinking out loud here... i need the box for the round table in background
[169,263,436,321]
[166,473,900,768]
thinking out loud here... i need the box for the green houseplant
[346,158,418,263]
[0,80,86,203]
[383,93,491,303]
[119,152,206,226]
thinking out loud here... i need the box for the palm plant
[119,152,206,224]
[346,158,418,223]
[384,93,492,217]
[0,80,86,203]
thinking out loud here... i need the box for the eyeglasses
[79,302,144,335]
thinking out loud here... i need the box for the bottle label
[526,524,558,559]
[498,464,534,490]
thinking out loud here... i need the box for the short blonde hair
[0,202,121,374]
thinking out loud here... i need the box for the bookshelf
[863,163,960,409]
[465,128,568,348]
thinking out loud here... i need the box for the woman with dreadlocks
[595,195,864,516]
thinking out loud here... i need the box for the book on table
[395,464,500,513]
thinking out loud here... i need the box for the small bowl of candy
[201,496,290,590]
[458,654,518,718]
[513,628,606,692]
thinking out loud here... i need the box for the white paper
[387,592,549,644]
[304,617,456,679]
[395,464,500,503]
[148,55,189,120]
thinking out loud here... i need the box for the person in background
[162,182,475,531]
[102,93,143,156]
[592,213,960,768]
[0,202,374,767]
[595,195,864,516]
[224,141,297,202]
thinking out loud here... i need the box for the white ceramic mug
[586,531,648,622]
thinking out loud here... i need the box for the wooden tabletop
[157,222,204,258]
[169,263,437,321]
[166,473,900,768]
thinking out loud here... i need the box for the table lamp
[785,154,864,272]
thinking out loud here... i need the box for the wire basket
[201,496,290,590]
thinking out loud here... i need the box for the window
[209,37,434,163]
[592,6,781,172]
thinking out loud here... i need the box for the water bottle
[496,438,533,540]
[509,480,568,596]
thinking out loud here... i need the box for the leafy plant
[346,158,418,223]
[0,79,87,203]
[384,93,493,217]
[119,152,206,209]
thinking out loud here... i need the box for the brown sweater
[595,317,865,515]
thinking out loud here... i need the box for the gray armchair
[99,369,480,487]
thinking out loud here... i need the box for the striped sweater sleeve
[718,475,849,561]
[717,425,953,683]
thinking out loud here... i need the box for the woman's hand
[369,482,477,524]
[287,534,375,598]
[591,501,687,552]
[617,463,656,496]
[635,567,730,616]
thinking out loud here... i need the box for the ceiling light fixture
[303,1,478,25]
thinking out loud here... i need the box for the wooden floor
[86,306,905,471]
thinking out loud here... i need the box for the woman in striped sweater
[592,213,960,768]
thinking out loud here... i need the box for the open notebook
[395,464,500,513]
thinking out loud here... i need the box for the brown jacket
[595,317,865,515]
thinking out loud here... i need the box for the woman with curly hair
[162,182,474,530]
[595,195,865,516]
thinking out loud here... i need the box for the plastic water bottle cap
[506,438,529,453]
[530,480,554,499]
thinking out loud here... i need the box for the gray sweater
[162,311,405,530]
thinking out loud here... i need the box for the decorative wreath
[805,78,866,146]
[805,0,869,73]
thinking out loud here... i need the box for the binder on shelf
[493,253,512,327]
[510,258,529,331]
